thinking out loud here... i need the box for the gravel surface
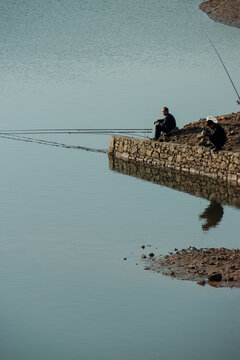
[142,247,240,288]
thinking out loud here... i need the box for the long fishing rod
[0,131,150,135]
[0,128,152,138]
[0,132,151,139]
[0,128,152,133]
[207,34,240,104]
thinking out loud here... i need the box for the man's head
[207,119,214,128]
[162,107,169,116]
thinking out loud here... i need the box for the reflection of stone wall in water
[109,155,240,208]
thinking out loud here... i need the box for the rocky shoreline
[142,247,240,288]
[160,111,240,152]
[144,113,240,288]
[200,0,240,28]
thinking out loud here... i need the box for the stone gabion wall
[108,136,240,184]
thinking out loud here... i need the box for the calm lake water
[0,1,240,359]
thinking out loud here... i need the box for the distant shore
[199,0,240,28]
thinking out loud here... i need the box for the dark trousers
[155,124,166,139]
[209,135,226,150]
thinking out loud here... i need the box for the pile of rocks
[142,247,240,288]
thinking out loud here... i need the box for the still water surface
[0,1,240,359]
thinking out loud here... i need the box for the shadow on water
[109,155,240,231]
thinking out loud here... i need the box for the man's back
[162,113,176,132]
[212,123,226,141]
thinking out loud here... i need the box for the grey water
[0,1,240,359]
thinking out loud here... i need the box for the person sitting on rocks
[152,107,177,140]
[201,119,227,151]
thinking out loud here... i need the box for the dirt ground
[200,0,240,28]
[142,247,240,288]
[159,111,240,152]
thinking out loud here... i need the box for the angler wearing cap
[201,117,227,151]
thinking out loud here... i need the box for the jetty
[108,113,240,185]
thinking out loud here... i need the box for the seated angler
[201,119,227,151]
[152,107,177,140]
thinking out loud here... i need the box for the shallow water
[0,1,240,359]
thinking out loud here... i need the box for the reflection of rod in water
[207,34,240,103]
[0,134,107,154]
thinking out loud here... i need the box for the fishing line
[206,34,240,103]
[194,7,240,104]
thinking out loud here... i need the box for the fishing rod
[0,131,151,139]
[0,128,152,138]
[206,34,240,104]
[0,131,150,135]
[0,128,152,133]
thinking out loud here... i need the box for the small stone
[144,266,151,271]
[197,280,206,286]
[141,254,147,259]
[208,273,222,282]
[123,257,127,261]
[149,253,154,258]
[141,245,145,249]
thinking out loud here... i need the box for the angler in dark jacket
[153,107,176,140]
[202,119,226,151]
